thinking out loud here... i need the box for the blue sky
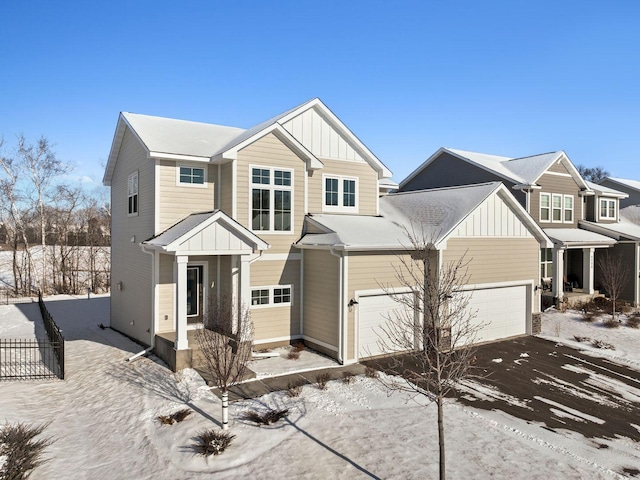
[1,0,639,189]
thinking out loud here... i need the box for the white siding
[452,193,533,238]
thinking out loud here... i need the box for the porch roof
[544,228,616,248]
[141,210,270,255]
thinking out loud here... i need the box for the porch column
[552,248,565,301]
[231,255,239,333]
[238,255,251,341]
[175,255,189,350]
[635,243,640,307]
[582,248,595,295]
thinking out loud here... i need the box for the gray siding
[532,171,581,228]
[110,127,155,344]
[600,179,640,208]
[595,243,636,303]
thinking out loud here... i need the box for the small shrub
[574,335,591,343]
[365,365,379,379]
[602,318,621,329]
[286,379,304,397]
[157,408,192,425]
[0,422,54,480]
[243,408,289,426]
[341,371,355,384]
[287,349,301,360]
[193,429,235,456]
[315,372,331,390]
[292,341,305,352]
[592,339,615,350]
[627,316,640,329]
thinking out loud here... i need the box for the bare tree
[195,295,253,430]
[577,165,609,183]
[374,230,481,480]
[597,251,629,320]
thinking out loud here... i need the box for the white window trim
[322,174,359,213]
[176,164,207,188]
[250,285,293,309]
[248,165,294,234]
[540,248,553,278]
[599,198,616,220]
[551,193,563,223]
[128,171,138,217]
[563,194,574,223]
[539,193,550,223]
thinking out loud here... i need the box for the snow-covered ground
[0,297,638,479]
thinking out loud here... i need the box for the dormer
[583,181,628,223]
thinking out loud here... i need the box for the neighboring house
[599,177,640,208]
[399,148,627,302]
[103,101,550,370]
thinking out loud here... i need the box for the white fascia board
[103,114,129,186]
[512,184,541,190]
[532,152,590,191]
[148,152,211,163]
[399,147,447,189]
[495,185,553,248]
[578,222,630,242]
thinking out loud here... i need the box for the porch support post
[582,248,595,295]
[635,243,640,307]
[238,255,251,341]
[231,255,239,333]
[552,248,565,301]
[175,255,189,350]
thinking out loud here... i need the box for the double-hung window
[251,285,292,308]
[251,166,293,232]
[600,198,616,220]
[128,172,138,216]
[540,192,574,224]
[178,166,206,186]
[540,248,553,278]
[540,193,550,222]
[552,194,563,222]
[563,195,574,222]
[323,175,358,212]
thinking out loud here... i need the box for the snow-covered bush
[243,408,289,426]
[193,429,235,456]
[0,422,53,480]
[315,372,331,390]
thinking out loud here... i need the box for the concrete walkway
[207,363,367,401]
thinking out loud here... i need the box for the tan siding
[308,158,379,216]
[110,127,154,344]
[250,259,301,341]
[236,134,306,254]
[443,238,540,313]
[303,249,340,348]
[158,161,216,230]
[220,162,233,215]
[347,251,416,360]
[158,254,174,332]
[531,173,581,228]
[547,161,572,174]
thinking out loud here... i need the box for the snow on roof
[543,228,616,246]
[122,113,245,158]
[584,180,628,198]
[446,148,522,183]
[298,182,502,249]
[603,176,640,193]
[143,211,220,246]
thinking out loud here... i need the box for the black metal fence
[0,288,38,305]
[0,293,65,380]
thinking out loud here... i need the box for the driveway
[459,336,640,444]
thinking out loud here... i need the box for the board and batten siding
[302,249,340,352]
[250,259,301,342]
[347,251,418,361]
[531,167,581,228]
[443,238,540,313]
[235,133,306,254]
[110,127,155,344]
[307,158,379,216]
[158,161,216,231]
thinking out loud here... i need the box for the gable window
[564,195,574,222]
[251,166,293,232]
[323,175,358,212]
[128,172,138,216]
[178,166,206,186]
[540,193,550,222]
[552,194,562,222]
[600,198,616,220]
[251,285,292,308]
[541,248,553,278]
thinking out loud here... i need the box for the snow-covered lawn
[1,297,638,479]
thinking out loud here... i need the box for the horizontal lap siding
[110,127,154,344]
[303,250,339,348]
[158,254,174,332]
[158,161,216,231]
[237,134,305,254]
[220,163,233,215]
[443,238,540,312]
[250,259,301,341]
[308,158,378,215]
[533,170,581,228]
[347,251,417,361]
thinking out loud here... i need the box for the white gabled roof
[584,180,628,198]
[579,206,640,241]
[400,147,589,191]
[296,182,550,251]
[544,228,616,248]
[602,177,640,193]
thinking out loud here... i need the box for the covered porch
[141,210,269,370]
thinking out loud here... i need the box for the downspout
[330,247,344,364]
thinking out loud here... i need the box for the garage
[358,292,415,359]
[465,284,528,343]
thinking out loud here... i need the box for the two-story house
[104,100,550,370]
[600,177,640,208]
[399,148,629,303]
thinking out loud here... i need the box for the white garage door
[467,285,527,344]
[358,293,413,359]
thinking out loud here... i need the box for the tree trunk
[438,393,446,480]
[221,390,229,430]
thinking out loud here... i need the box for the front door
[186,265,204,325]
